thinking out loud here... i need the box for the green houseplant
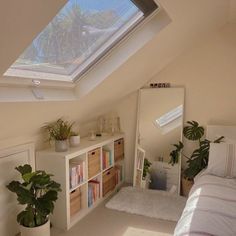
[182,121,224,180]
[43,118,74,152]
[141,158,152,189]
[142,158,152,180]
[6,164,61,236]
[169,141,184,166]
[169,121,224,195]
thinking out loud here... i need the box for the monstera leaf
[169,141,184,166]
[184,136,224,179]
[183,121,204,141]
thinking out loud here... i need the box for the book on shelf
[115,165,123,185]
[102,149,112,170]
[70,160,86,189]
[88,180,100,207]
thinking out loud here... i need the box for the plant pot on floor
[55,139,68,152]
[141,173,151,189]
[181,177,194,197]
[20,220,50,236]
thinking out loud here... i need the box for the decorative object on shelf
[43,118,74,152]
[89,130,96,141]
[6,164,61,236]
[69,131,80,147]
[169,120,224,183]
[102,115,121,135]
[97,116,105,134]
[149,83,170,88]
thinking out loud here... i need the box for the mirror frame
[133,87,185,195]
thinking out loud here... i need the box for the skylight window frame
[3,0,159,84]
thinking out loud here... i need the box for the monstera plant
[169,141,184,166]
[169,121,224,180]
[6,164,61,236]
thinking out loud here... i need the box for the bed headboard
[0,143,35,236]
[206,125,236,140]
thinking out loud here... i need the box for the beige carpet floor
[51,202,176,236]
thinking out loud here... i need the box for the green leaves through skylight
[4,0,158,82]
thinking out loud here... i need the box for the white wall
[0,5,234,184]
[112,22,236,182]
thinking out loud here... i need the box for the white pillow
[207,143,236,178]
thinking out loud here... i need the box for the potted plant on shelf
[141,158,152,189]
[43,118,74,152]
[169,121,224,196]
[69,131,80,147]
[6,164,61,236]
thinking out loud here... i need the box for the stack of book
[88,180,100,207]
[102,149,112,170]
[70,160,86,189]
[115,165,123,185]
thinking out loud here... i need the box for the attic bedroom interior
[1,0,236,236]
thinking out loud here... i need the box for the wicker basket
[181,177,194,197]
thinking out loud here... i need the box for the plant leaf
[183,120,204,141]
[16,164,32,176]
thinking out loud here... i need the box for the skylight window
[4,0,158,82]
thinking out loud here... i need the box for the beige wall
[1,21,236,183]
[113,22,236,182]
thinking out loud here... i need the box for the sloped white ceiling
[0,0,231,106]
[78,0,230,108]
[229,0,236,22]
[0,0,67,75]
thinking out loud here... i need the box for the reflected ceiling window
[155,105,183,128]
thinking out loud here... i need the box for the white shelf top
[37,133,124,159]
[69,180,87,193]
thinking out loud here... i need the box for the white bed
[174,173,236,235]
[174,125,236,236]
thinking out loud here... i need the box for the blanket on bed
[174,174,236,236]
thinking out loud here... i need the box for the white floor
[51,202,176,236]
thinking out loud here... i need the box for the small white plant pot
[20,220,50,236]
[141,173,151,189]
[55,140,68,152]
[69,135,80,147]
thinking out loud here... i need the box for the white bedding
[174,174,236,236]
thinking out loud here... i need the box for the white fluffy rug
[106,187,186,222]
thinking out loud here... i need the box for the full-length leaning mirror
[133,88,184,195]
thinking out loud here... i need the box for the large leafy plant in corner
[6,164,61,227]
[169,121,224,180]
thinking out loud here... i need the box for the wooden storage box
[88,148,101,179]
[114,138,124,162]
[70,188,81,217]
[102,167,116,196]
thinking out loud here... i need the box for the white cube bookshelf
[36,133,125,230]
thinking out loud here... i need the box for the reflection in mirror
[134,88,184,195]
